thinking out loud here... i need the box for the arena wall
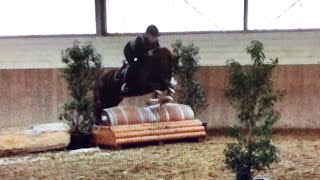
[1,30,320,128]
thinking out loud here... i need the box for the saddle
[114,61,129,84]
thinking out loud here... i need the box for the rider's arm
[132,36,144,59]
[124,36,144,64]
[124,42,135,64]
[124,36,143,64]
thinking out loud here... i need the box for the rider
[121,24,160,93]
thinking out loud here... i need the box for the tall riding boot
[121,63,137,94]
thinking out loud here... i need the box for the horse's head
[152,47,180,75]
[147,47,180,89]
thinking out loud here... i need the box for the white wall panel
[1,30,320,69]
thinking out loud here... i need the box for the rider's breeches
[126,62,138,88]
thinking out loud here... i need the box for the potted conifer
[59,41,103,149]
[171,40,208,116]
[224,40,285,180]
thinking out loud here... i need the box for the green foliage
[171,40,208,115]
[224,40,285,180]
[59,41,103,133]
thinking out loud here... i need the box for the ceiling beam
[95,0,107,36]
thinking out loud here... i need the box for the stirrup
[121,83,128,93]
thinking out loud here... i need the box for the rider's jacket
[123,34,160,64]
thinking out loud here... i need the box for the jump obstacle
[92,103,206,148]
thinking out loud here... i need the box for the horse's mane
[145,47,178,79]
[149,47,176,66]
[153,47,172,58]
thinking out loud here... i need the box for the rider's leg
[121,62,138,93]
[121,44,135,93]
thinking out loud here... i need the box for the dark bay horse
[94,47,179,122]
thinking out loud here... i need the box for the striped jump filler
[92,103,206,148]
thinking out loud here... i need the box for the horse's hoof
[147,98,160,106]
[161,96,174,104]
[168,87,175,94]
[155,90,162,95]
[152,90,162,99]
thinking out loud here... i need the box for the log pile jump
[0,122,70,157]
[92,103,206,148]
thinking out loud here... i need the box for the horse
[93,47,180,123]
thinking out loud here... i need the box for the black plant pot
[236,169,252,180]
[235,172,270,180]
[67,132,92,150]
[236,173,251,180]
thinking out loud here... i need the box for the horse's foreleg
[167,86,175,97]
[156,76,177,104]
[160,88,174,104]
[159,76,177,104]
[152,90,162,98]
[147,90,162,105]
[166,76,177,98]
[147,76,177,105]
[147,88,174,105]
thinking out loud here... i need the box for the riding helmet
[146,25,159,37]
